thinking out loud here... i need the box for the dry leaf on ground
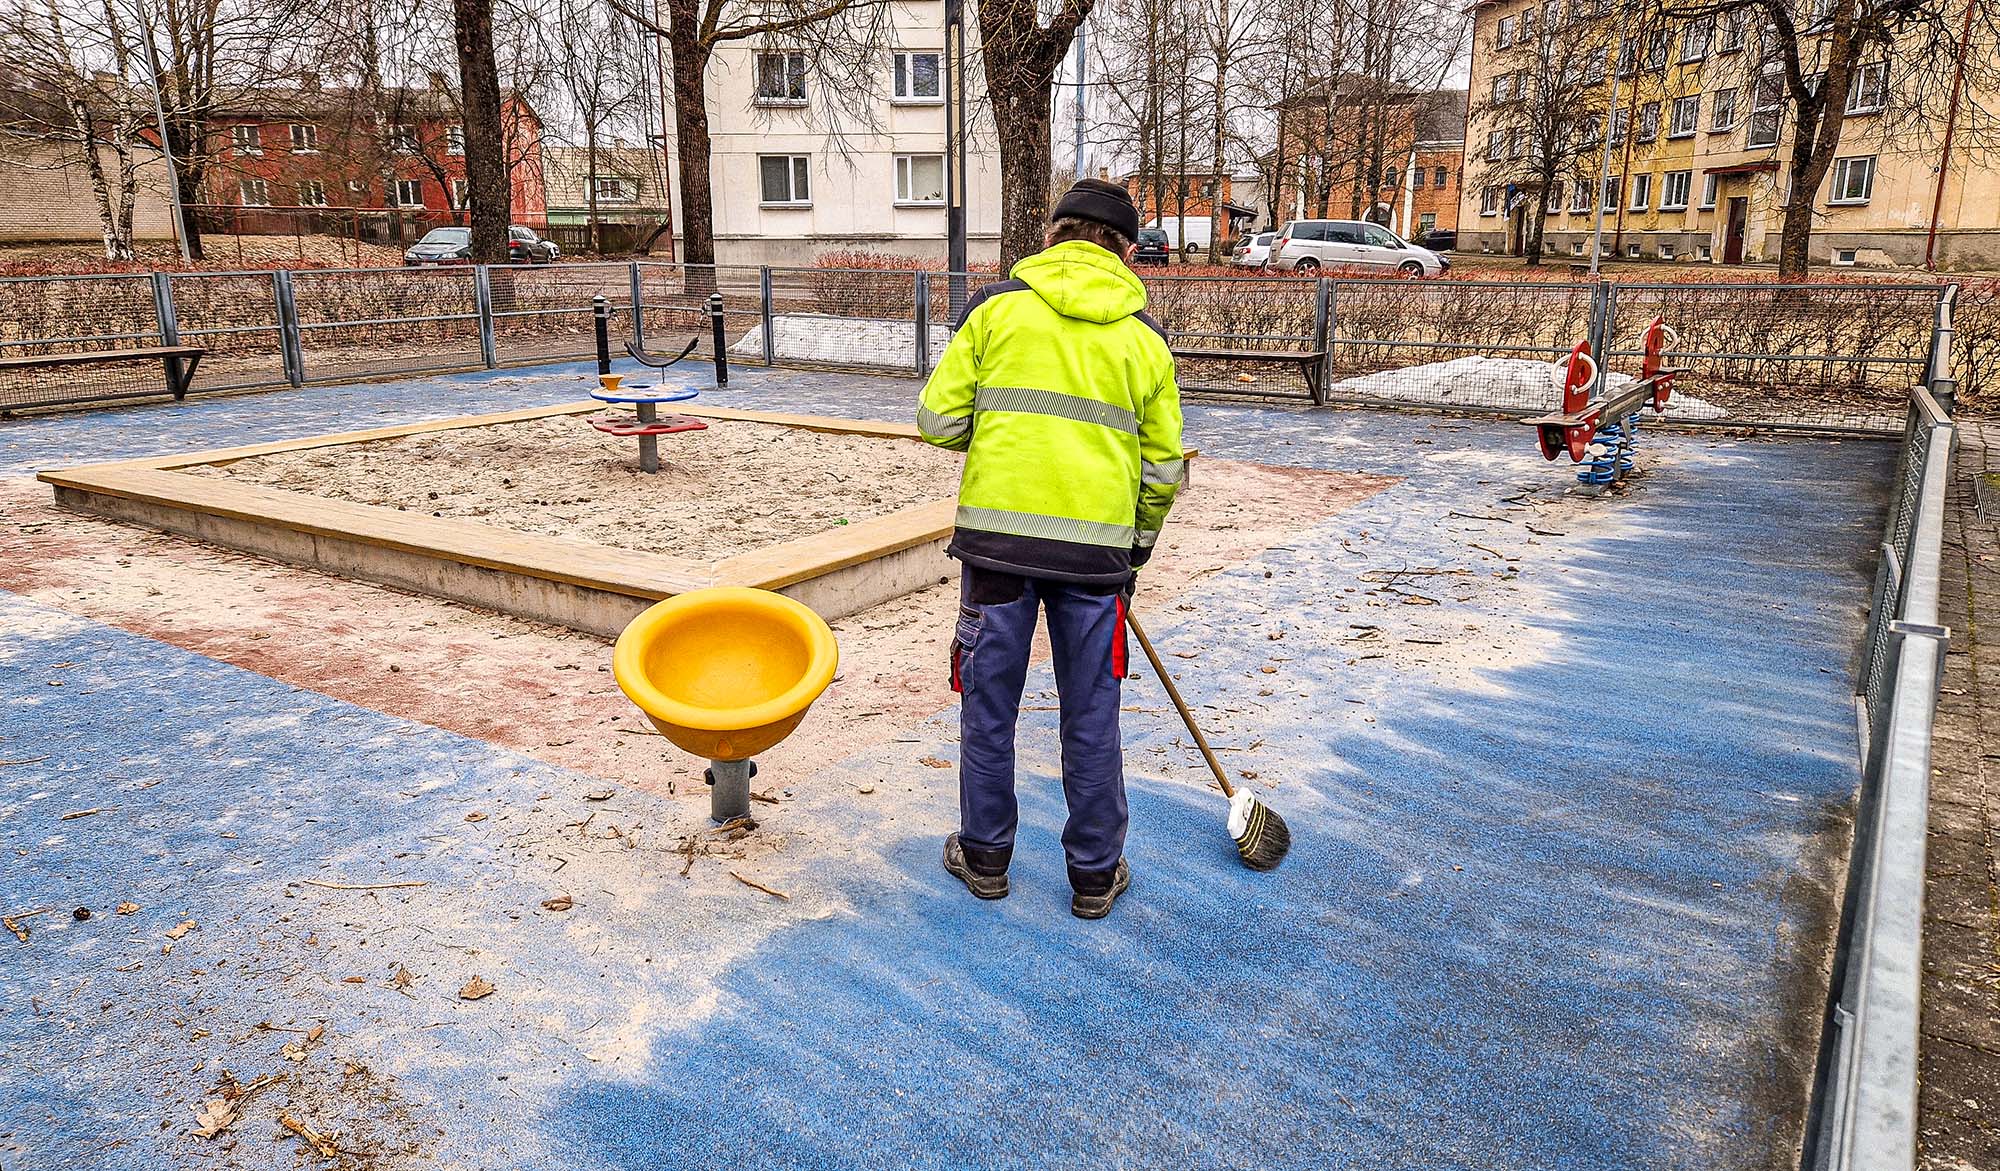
[115,902,139,915]
[918,756,952,769]
[165,920,196,940]
[540,895,573,912]
[459,975,495,1000]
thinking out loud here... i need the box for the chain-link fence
[0,262,1956,430]
[1802,384,1954,1171]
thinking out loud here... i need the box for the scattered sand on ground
[188,416,964,561]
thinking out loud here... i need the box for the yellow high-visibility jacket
[917,240,1184,586]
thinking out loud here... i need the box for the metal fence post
[1588,280,1616,361]
[709,293,729,386]
[629,261,645,346]
[1318,279,1340,405]
[472,265,497,369]
[151,271,178,348]
[1928,283,1958,416]
[914,270,931,375]
[759,265,776,366]
[272,269,304,387]
[1310,277,1332,406]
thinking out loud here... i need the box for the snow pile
[731,314,949,371]
[1327,355,1726,419]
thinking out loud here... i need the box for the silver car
[1267,219,1450,276]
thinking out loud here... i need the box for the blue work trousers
[951,567,1129,877]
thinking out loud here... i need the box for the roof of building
[542,144,671,211]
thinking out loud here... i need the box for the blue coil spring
[1578,417,1623,485]
[1618,411,1641,473]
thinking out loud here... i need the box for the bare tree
[978,0,1095,265]
[554,0,644,253]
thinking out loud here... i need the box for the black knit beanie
[1051,179,1141,243]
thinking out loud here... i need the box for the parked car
[1132,227,1172,266]
[1266,219,1450,276]
[1416,228,1458,252]
[1146,216,1212,255]
[1232,231,1276,267]
[403,225,560,266]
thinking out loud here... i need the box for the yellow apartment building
[1459,0,1997,270]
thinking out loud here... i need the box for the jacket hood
[1009,240,1148,324]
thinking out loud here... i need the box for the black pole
[944,0,968,316]
[593,294,611,376]
[709,292,729,386]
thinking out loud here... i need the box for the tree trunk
[1205,3,1227,265]
[453,0,510,263]
[586,125,601,255]
[994,94,1055,268]
[667,24,715,268]
[171,122,207,261]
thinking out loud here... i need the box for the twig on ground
[59,807,115,820]
[1468,543,1516,562]
[3,907,55,942]
[297,880,429,891]
[0,756,49,767]
[729,872,790,900]
[1448,511,1513,522]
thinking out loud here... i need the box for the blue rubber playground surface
[1,361,1889,1170]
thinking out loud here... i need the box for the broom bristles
[1226,790,1292,871]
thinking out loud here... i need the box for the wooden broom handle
[1123,606,1235,799]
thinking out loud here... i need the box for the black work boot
[943,833,1010,900]
[1069,859,1132,920]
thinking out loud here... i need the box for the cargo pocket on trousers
[950,604,981,694]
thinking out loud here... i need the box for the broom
[1124,606,1292,871]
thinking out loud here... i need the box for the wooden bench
[1170,346,1327,401]
[0,345,206,402]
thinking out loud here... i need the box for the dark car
[403,225,560,266]
[1132,227,1171,266]
[1416,228,1458,252]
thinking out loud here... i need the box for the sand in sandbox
[190,415,963,561]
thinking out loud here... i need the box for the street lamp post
[1587,64,1623,276]
[944,0,969,314]
[132,0,192,262]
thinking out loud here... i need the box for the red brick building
[205,84,545,232]
[1272,80,1466,241]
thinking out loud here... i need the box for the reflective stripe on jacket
[916,240,1184,585]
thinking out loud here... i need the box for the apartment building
[1459,0,1997,269]
[1272,81,1467,243]
[684,13,1003,266]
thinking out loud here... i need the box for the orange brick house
[1271,79,1466,241]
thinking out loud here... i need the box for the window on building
[1434,166,1449,187]
[1419,211,1437,235]
[1571,240,1586,256]
[1487,130,1505,161]
[1492,73,1512,103]
[289,123,317,152]
[1617,37,1636,76]
[1480,186,1501,215]
[1627,242,1641,258]
[1720,7,1748,50]
[1662,169,1692,209]
[593,176,637,202]
[1610,108,1629,145]
[1585,49,1607,83]
[1602,176,1621,209]
[296,180,326,206]
[451,178,470,208]
[1546,180,1564,210]
[894,153,944,203]
[1570,181,1592,211]
[1643,30,1667,68]
[1384,167,1400,188]
[1411,167,1425,189]
[1637,101,1661,141]
[1699,172,1718,207]
[1582,115,1604,146]
[1710,87,1738,129]
[238,177,269,205]
[1670,95,1700,137]
[346,178,368,199]
[1828,155,1875,204]
[232,124,262,154]
[759,154,811,204]
[1497,14,1516,47]
[389,124,417,153]
[755,52,808,103]
[1747,71,1784,147]
[1698,240,1713,259]
[1508,128,1526,158]
[1681,18,1711,61]
[394,178,423,206]
[893,51,941,101]
[1659,240,1676,258]
[1629,172,1652,210]
[446,125,465,155]
[1846,62,1888,113]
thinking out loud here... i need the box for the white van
[1145,216,1213,256]
[1266,219,1450,276]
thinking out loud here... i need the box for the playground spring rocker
[1522,316,1682,491]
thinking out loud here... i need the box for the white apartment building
[682,7,1005,266]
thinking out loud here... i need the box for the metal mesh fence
[0,263,1955,429]
[291,267,482,384]
[165,272,288,391]
[0,274,163,410]
[1605,283,1940,431]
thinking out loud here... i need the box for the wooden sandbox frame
[39,403,956,637]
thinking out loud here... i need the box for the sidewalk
[1922,419,2000,1169]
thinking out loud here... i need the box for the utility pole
[1925,0,1976,271]
[132,0,191,261]
[944,0,969,312]
[1072,21,1088,180]
[1587,63,1622,277]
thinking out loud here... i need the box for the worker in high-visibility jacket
[917,179,1184,920]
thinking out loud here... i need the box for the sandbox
[40,403,963,637]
